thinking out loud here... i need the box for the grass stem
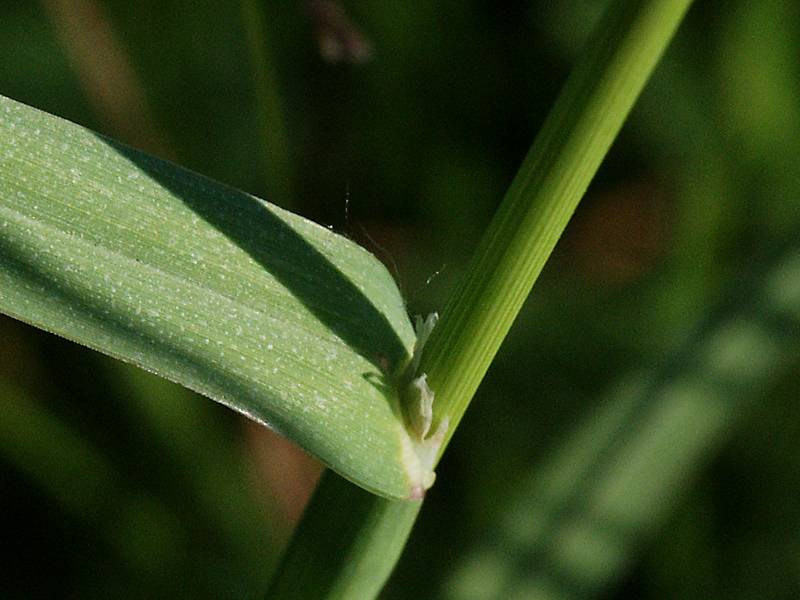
[241,0,294,205]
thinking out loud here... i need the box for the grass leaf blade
[0,94,425,500]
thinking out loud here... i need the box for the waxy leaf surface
[0,95,429,500]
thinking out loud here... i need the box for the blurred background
[1,0,800,598]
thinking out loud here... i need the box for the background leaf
[444,240,800,599]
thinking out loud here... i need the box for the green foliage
[1,0,799,599]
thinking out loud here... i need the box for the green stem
[267,0,693,597]
[241,0,293,205]
[422,0,694,453]
[267,472,421,599]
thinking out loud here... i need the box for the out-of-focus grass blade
[107,360,284,562]
[0,380,186,577]
[445,241,800,600]
[0,94,425,500]
[0,377,275,596]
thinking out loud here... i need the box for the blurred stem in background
[267,0,692,597]
[240,0,294,206]
[108,361,285,561]
[642,60,734,332]
[38,0,173,159]
[0,379,187,588]
[642,484,722,598]
[445,236,800,600]
[0,344,282,596]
